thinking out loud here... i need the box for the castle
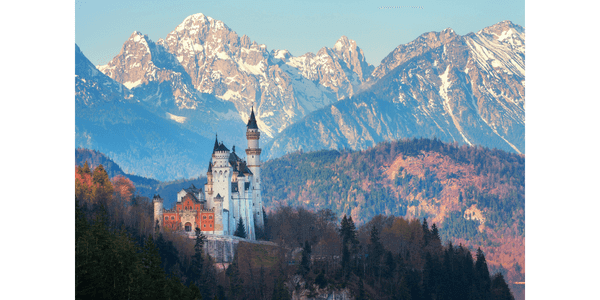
[153,108,265,240]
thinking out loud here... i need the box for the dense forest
[261,138,524,297]
[76,162,516,300]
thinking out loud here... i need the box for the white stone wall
[153,199,163,229]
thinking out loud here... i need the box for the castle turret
[153,194,164,232]
[245,107,264,230]
[205,159,214,207]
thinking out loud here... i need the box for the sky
[76,0,525,67]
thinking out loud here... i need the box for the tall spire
[213,134,219,153]
[247,107,258,129]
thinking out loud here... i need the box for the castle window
[209,216,213,220]
[203,224,206,228]
[210,224,212,228]
[203,215,207,220]
[185,222,192,232]
[171,216,175,220]
[165,216,168,220]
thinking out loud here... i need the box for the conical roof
[247,107,258,129]
[213,134,219,153]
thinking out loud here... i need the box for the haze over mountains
[76,13,524,181]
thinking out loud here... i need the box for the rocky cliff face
[98,13,374,139]
[263,21,525,158]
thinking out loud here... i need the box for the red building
[154,187,215,234]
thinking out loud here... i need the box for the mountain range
[76,13,524,181]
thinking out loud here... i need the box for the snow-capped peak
[334,36,351,51]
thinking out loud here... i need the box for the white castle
[153,108,265,240]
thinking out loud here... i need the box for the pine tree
[368,225,384,280]
[300,240,312,276]
[490,273,514,300]
[422,218,431,246]
[139,235,167,299]
[190,228,207,295]
[474,247,491,300]
[234,218,247,238]
[82,161,91,175]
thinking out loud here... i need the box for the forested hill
[76,148,206,207]
[261,137,524,293]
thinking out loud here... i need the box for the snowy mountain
[98,13,374,139]
[263,21,525,158]
[77,15,525,180]
[76,44,214,181]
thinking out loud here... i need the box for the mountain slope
[76,44,214,181]
[263,21,525,159]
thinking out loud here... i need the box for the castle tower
[245,107,264,230]
[153,194,164,232]
[212,136,233,234]
[205,159,214,209]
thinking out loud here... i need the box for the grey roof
[183,183,201,195]
[229,151,242,165]
[182,192,199,202]
[247,107,258,129]
[215,142,230,152]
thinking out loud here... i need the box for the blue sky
[76,0,524,67]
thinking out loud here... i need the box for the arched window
[185,222,192,232]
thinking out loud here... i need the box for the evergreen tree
[490,273,515,300]
[92,164,114,205]
[430,224,441,244]
[368,225,384,281]
[299,240,312,276]
[82,161,91,175]
[190,228,207,295]
[474,248,491,300]
[139,235,167,299]
[234,218,247,239]
[422,218,431,246]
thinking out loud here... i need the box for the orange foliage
[112,175,135,204]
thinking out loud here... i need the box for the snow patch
[123,79,143,89]
[219,89,241,101]
[497,28,514,42]
[166,112,187,124]
[439,66,472,146]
